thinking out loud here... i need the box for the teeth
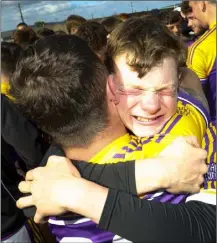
[136,117,157,122]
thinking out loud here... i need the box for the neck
[207,6,216,26]
[64,116,127,161]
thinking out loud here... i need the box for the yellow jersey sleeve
[187,23,216,81]
[186,121,216,205]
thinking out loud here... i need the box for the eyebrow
[129,83,176,90]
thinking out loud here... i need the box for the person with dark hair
[187,1,216,121]
[76,21,107,61]
[157,10,182,36]
[65,14,86,34]
[36,27,55,39]
[13,27,39,49]
[181,0,207,45]
[10,24,211,242]
[1,42,22,99]
[16,22,28,30]
[100,16,122,36]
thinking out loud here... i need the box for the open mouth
[133,115,163,124]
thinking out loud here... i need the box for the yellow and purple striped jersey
[187,21,216,121]
[90,91,208,164]
[48,92,210,243]
[187,121,216,205]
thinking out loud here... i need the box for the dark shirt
[1,94,49,237]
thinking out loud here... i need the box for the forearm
[41,145,167,196]
[98,189,215,243]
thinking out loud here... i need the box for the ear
[199,1,206,12]
[106,75,119,105]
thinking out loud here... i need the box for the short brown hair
[101,16,122,34]
[13,27,39,48]
[65,15,86,34]
[106,17,187,78]
[181,1,192,15]
[76,21,107,53]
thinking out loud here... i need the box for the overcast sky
[1,1,180,32]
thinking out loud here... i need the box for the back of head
[1,42,22,79]
[101,16,123,34]
[10,35,109,148]
[157,10,181,26]
[13,27,39,49]
[65,15,86,34]
[36,28,55,39]
[106,17,187,77]
[17,22,28,30]
[76,21,107,55]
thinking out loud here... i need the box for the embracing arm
[41,136,207,196]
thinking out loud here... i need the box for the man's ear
[199,1,206,12]
[107,75,119,105]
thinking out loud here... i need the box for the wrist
[63,177,108,223]
[135,157,169,194]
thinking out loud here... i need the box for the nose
[140,91,161,114]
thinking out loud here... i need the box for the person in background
[16,22,28,30]
[1,42,22,99]
[101,16,122,37]
[65,14,86,34]
[187,0,216,121]
[13,27,39,49]
[181,0,207,46]
[157,10,182,36]
[76,21,107,62]
[36,27,55,39]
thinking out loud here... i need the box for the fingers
[34,212,48,224]
[26,167,44,181]
[46,155,69,167]
[16,195,34,209]
[18,181,32,193]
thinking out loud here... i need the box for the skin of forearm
[64,177,108,224]
[135,157,168,195]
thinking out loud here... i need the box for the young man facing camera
[11,22,209,242]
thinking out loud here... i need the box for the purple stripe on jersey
[207,71,216,121]
[204,132,209,156]
[129,141,138,147]
[170,194,188,204]
[112,153,125,159]
[156,115,182,143]
[141,137,152,145]
[211,180,216,189]
[121,147,134,153]
[136,146,142,151]
[158,193,175,203]
[50,221,114,243]
[178,90,210,124]
[209,125,216,163]
[142,193,156,200]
